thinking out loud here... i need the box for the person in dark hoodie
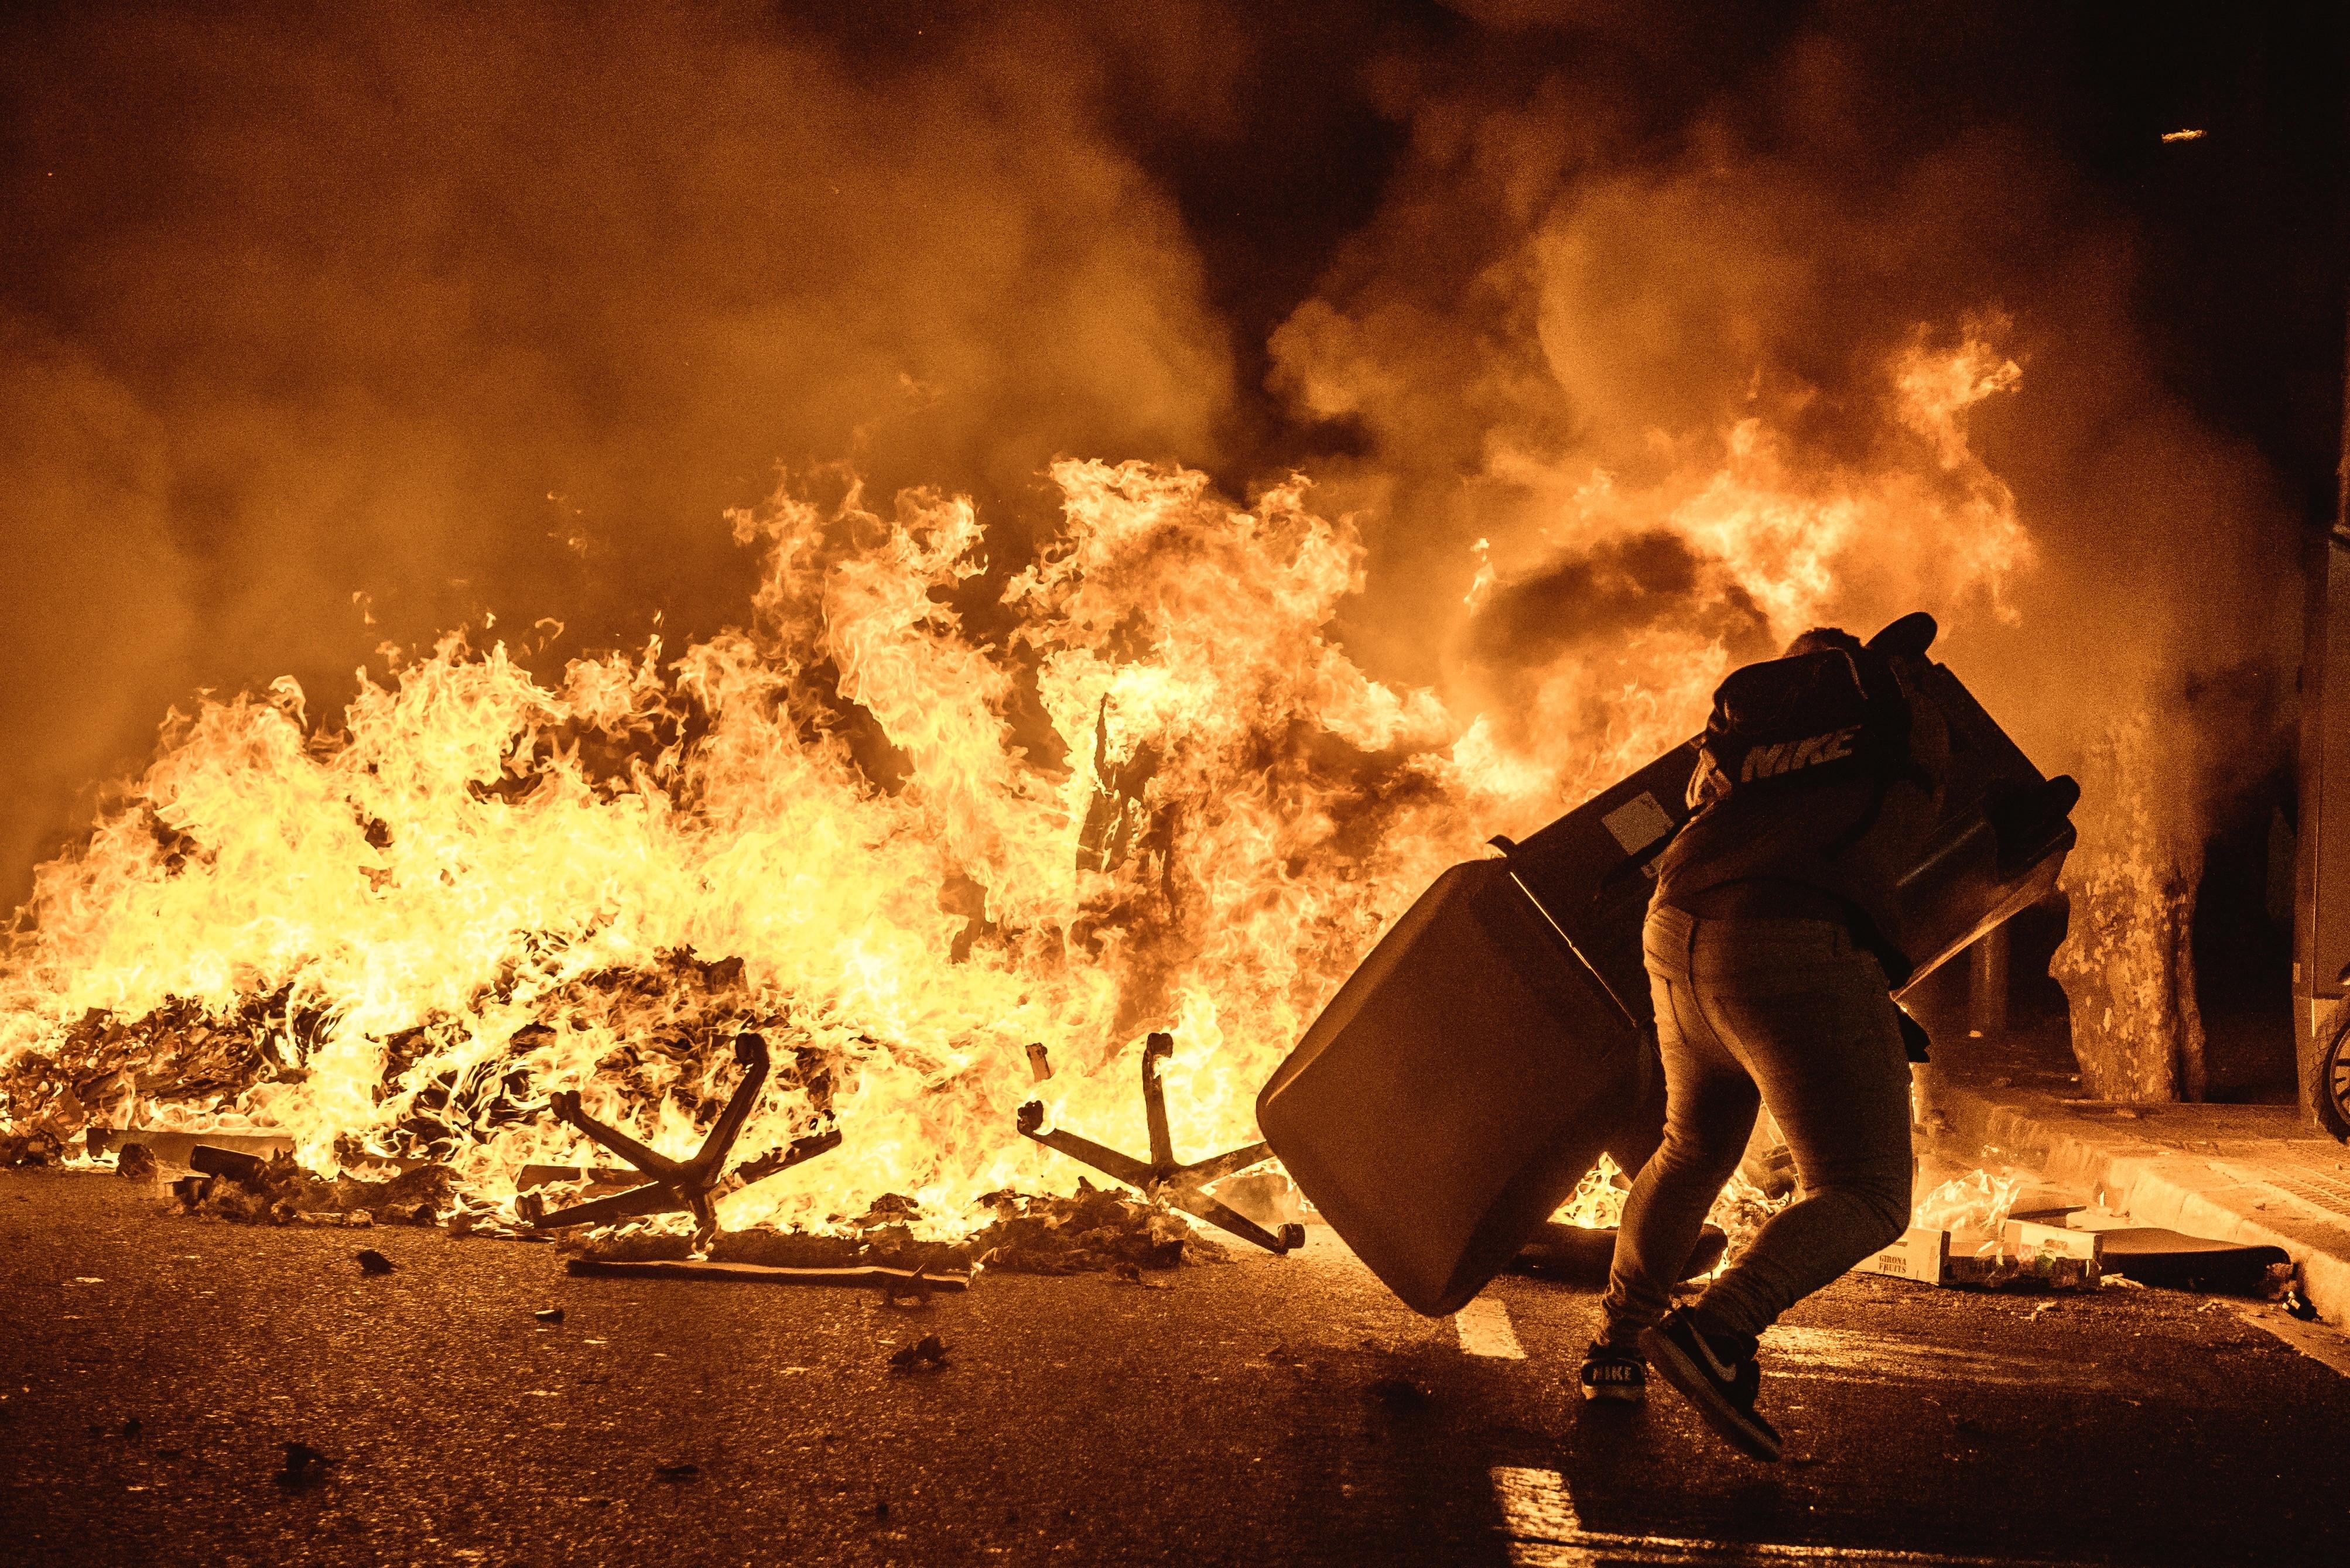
[1576,624,1948,1461]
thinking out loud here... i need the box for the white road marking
[1492,1467,1594,1566]
[1455,1296,1525,1358]
[1490,1465,2113,1567]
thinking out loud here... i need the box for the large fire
[0,337,2029,1248]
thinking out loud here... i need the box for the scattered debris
[277,1442,334,1488]
[1870,1220,2296,1302]
[1213,1170,1311,1233]
[0,1128,66,1165]
[567,1178,1229,1278]
[889,1334,949,1373]
[191,1144,267,1183]
[1025,1042,1052,1082]
[565,1257,970,1292]
[534,1307,565,1323]
[900,1337,943,1371]
[1015,1031,1302,1255]
[1110,1261,1168,1289]
[87,1128,294,1166]
[1856,1221,2101,1292]
[355,1249,395,1275]
[167,1151,455,1230]
[4,986,331,1162]
[878,1262,941,1309]
[969,1183,1227,1275]
[115,1144,158,1182]
[2282,1286,2320,1322]
[4,950,794,1173]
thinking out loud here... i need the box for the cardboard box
[1854,1226,1952,1285]
[2000,1219,2103,1265]
[1853,1222,2101,1290]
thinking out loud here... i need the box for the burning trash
[167,1146,454,1228]
[1015,1031,1304,1255]
[566,1180,1222,1278]
[0,465,1529,1254]
[0,382,2066,1285]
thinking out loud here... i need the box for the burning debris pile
[371,949,818,1170]
[0,334,2040,1252]
[0,463,1499,1245]
[0,985,333,1166]
[165,1149,456,1230]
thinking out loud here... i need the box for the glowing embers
[1016,1031,1304,1255]
[518,1031,840,1247]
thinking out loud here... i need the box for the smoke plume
[0,0,2313,913]
[0,1,1237,905]
[1267,12,2300,830]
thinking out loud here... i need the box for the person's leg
[1687,922,1913,1340]
[1599,910,1761,1348]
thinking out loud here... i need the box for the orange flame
[2,335,2031,1249]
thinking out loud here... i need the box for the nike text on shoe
[1638,1309,1782,1461]
[1578,1341,1646,1404]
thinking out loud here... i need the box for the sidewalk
[1923,1064,2350,1325]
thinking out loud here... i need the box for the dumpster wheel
[2321,1012,2350,1142]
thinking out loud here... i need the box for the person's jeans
[1601,905,1914,1343]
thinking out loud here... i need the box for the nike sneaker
[1638,1309,1782,1461]
[1577,1340,1647,1403]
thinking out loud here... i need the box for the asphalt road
[2,1168,2346,1567]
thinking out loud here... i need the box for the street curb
[1931,1082,2350,1326]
